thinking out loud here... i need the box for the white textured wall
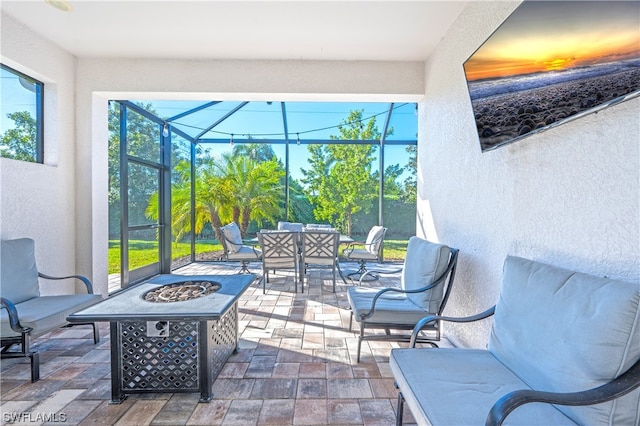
[0,13,81,294]
[419,1,640,348]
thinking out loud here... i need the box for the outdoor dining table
[247,233,354,245]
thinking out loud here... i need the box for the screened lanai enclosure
[108,100,417,289]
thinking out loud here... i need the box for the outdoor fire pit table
[67,273,257,404]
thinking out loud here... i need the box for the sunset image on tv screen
[463,1,640,151]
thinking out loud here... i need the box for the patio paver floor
[0,261,448,425]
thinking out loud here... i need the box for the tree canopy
[301,110,382,235]
[0,111,37,162]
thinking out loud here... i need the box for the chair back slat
[258,231,298,268]
[301,231,339,265]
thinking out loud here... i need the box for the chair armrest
[409,306,496,347]
[0,297,32,334]
[38,272,94,294]
[342,241,365,257]
[357,268,403,285]
[485,358,640,426]
[359,267,456,320]
[358,281,442,321]
[247,244,262,258]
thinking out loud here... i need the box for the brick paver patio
[0,261,446,425]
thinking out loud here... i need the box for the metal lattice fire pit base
[67,274,256,404]
[114,305,237,403]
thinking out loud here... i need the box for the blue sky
[1,72,417,184]
[148,100,417,183]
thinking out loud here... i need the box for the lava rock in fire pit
[143,281,221,303]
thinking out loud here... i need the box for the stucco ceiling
[1,1,468,61]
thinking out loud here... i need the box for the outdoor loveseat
[391,256,640,425]
[1,238,102,382]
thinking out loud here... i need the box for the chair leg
[347,260,378,282]
[332,266,336,293]
[396,391,405,426]
[1,333,40,382]
[237,261,251,274]
[349,311,354,331]
[30,351,40,382]
[356,321,366,363]
[93,323,100,344]
[336,260,347,284]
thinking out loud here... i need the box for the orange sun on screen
[542,57,574,71]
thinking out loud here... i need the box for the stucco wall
[0,14,80,294]
[419,1,640,348]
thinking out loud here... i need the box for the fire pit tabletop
[67,274,257,323]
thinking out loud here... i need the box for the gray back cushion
[489,256,640,425]
[402,237,451,313]
[221,222,243,254]
[1,238,40,304]
[365,226,385,255]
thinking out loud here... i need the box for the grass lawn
[379,239,409,261]
[109,238,408,274]
[108,240,220,274]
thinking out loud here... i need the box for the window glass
[383,144,417,239]
[126,108,161,163]
[127,162,160,227]
[0,64,43,163]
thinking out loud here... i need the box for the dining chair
[257,230,300,293]
[300,230,341,293]
[219,222,262,273]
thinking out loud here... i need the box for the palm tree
[219,153,284,236]
[147,152,285,245]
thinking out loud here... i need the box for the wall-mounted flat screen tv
[464,1,640,152]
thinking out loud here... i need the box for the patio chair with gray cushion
[1,238,102,382]
[343,225,387,281]
[347,236,458,362]
[219,222,262,273]
[257,230,301,294]
[301,230,341,293]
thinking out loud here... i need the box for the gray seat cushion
[345,248,378,261]
[390,348,577,425]
[347,286,428,324]
[489,256,640,426]
[226,245,261,261]
[1,294,102,338]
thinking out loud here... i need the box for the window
[0,64,44,163]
